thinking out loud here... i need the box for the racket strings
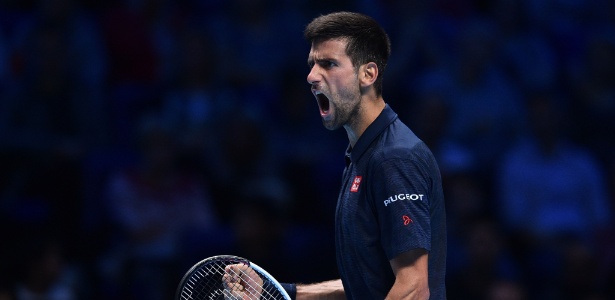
[225,263,282,300]
[181,265,227,299]
[225,265,259,299]
[179,260,285,300]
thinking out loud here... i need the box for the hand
[222,263,264,300]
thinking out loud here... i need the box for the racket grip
[280,283,297,300]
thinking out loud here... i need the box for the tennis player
[291,11,447,300]
[229,11,447,300]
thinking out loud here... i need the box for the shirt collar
[345,104,398,164]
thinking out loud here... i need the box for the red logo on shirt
[350,176,362,192]
[403,215,413,226]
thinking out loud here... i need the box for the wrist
[281,283,297,300]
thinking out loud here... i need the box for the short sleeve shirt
[335,105,447,299]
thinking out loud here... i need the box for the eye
[320,60,336,69]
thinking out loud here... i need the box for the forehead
[309,38,350,60]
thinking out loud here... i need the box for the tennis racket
[176,255,291,300]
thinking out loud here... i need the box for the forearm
[384,279,429,300]
[296,279,345,300]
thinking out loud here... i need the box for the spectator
[6,228,81,300]
[493,0,557,91]
[447,218,519,300]
[441,19,524,171]
[103,116,217,300]
[570,30,615,162]
[496,89,611,297]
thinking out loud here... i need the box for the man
[226,11,447,299]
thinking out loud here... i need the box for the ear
[359,62,378,88]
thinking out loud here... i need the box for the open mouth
[314,91,331,116]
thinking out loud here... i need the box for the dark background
[0,0,613,299]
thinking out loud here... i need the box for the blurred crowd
[0,0,613,299]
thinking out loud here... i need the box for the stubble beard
[322,81,362,131]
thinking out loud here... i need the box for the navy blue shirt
[335,105,446,299]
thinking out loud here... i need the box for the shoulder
[367,140,440,189]
[372,123,437,170]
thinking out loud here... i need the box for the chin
[322,119,341,131]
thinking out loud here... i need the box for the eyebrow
[307,56,336,67]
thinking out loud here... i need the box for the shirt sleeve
[369,151,433,260]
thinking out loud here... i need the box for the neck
[344,96,386,147]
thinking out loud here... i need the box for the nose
[307,65,319,85]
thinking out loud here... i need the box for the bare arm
[385,248,429,300]
[296,279,345,300]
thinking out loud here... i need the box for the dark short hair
[304,11,391,96]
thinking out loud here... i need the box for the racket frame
[175,255,291,300]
